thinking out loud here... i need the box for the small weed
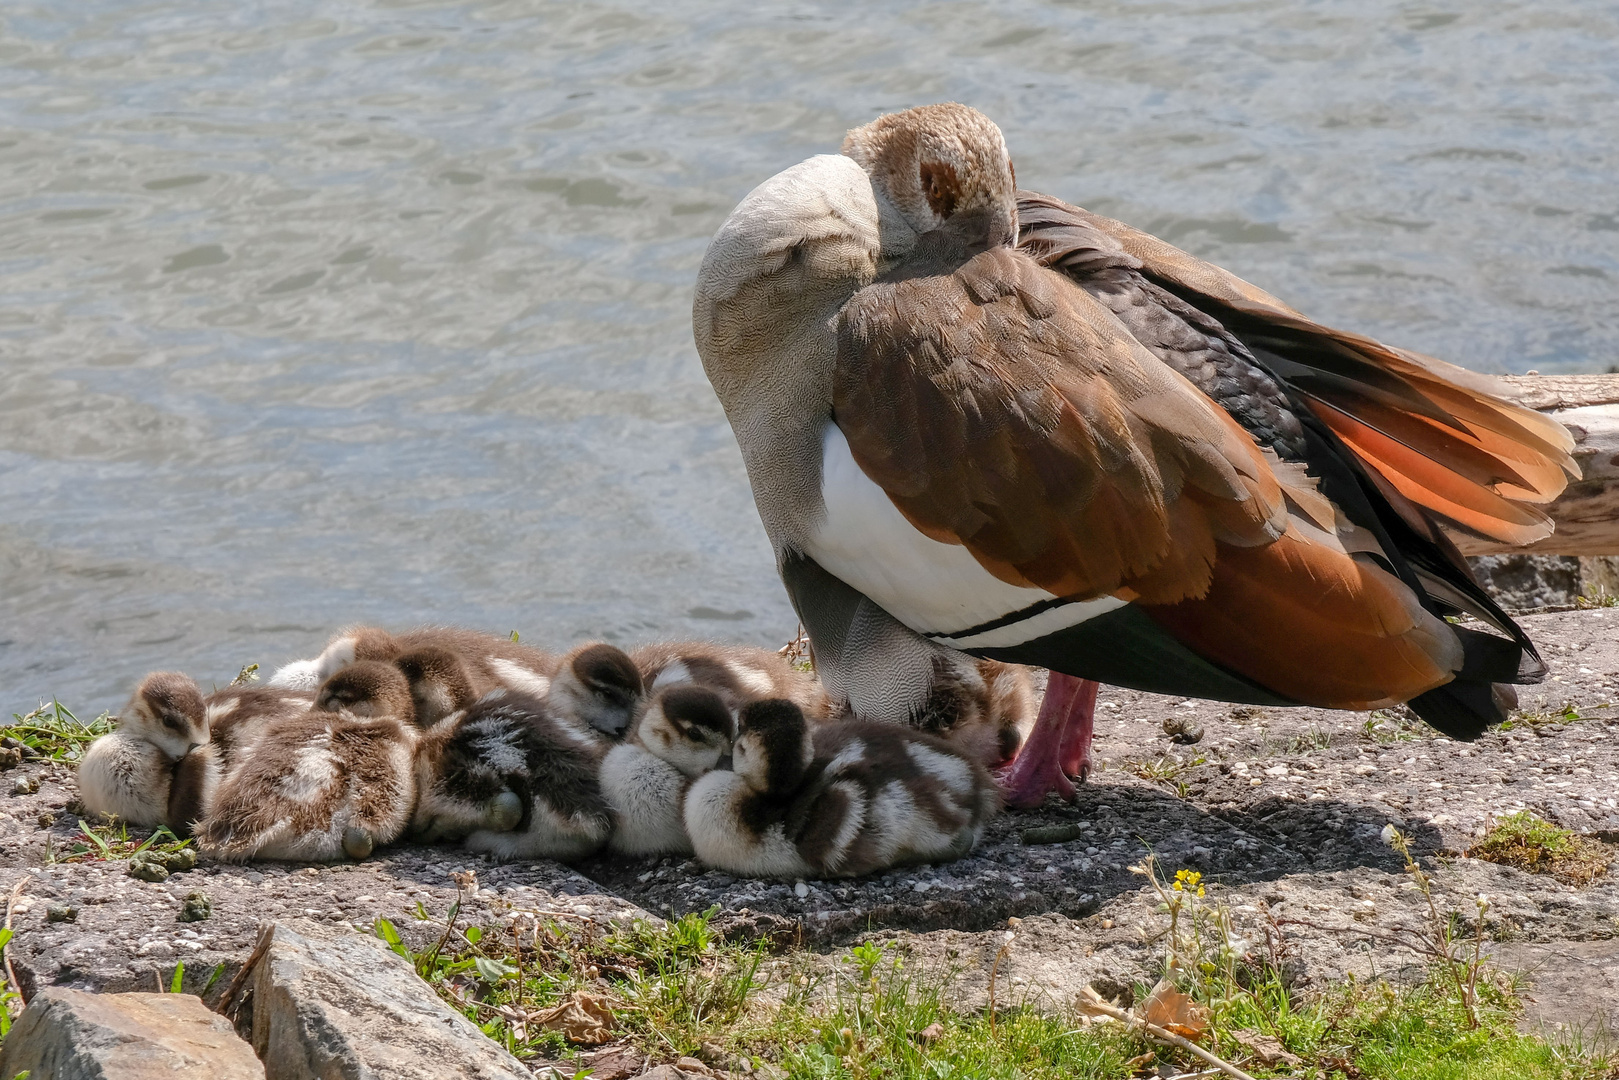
[1126,754,1205,789]
[54,820,192,866]
[778,627,813,674]
[1361,706,1425,744]
[1469,811,1612,885]
[1575,588,1619,609]
[2,700,113,762]
[1504,701,1605,731]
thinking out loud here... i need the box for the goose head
[841,103,1018,262]
[393,645,478,727]
[315,660,415,725]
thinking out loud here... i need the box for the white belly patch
[803,424,1125,649]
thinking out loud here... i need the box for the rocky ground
[2,608,1617,1049]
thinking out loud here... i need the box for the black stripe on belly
[969,605,1297,706]
[921,596,1074,641]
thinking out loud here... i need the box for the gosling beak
[185,742,204,754]
[715,754,734,772]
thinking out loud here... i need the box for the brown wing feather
[835,246,1486,709]
[1052,201,1577,543]
[1142,527,1461,709]
[834,247,1289,606]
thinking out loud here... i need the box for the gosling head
[124,672,208,760]
[731,698,813,797]
[841,103,1018,257]
[315,660,415,724]
[636,685,732,778]
[550,642,645,737]
[393,646,477,728]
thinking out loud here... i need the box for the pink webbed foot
[998,674,1099,809]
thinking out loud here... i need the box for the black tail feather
[1407,679,1516,742]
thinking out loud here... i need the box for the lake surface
[2,0,1615,715]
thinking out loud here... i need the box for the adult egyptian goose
[692,103,1577,808]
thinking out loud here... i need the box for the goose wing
[1017,193,1578,547]
[823,245,1471,712]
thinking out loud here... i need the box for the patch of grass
[51,820,192,866]
[1469,811,1611,885]
[1502,701,1609,732]
[1361,706,1428,744]
[392,869,1615,1079]
[2,700,113,762]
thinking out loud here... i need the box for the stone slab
[250,917,530,1080]
[0,986,263,1079]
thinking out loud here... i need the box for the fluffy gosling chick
[196,662,416,862]
[685,699,999,879]
[912,657,1037,769]
[601,685,733,856]
[633,642,834,720]
[79,672,208,830]
[411,690,613,860]
[547,642,646,738]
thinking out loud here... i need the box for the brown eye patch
[919,161,959,218]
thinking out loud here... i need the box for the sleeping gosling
[600,685,733,857]
[684,699,1000,879]
[266,624,558,719]
[195,662,417,862]
[411,690,613,861]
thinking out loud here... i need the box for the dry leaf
[913,1022,945,1045]
[1229,1028,1301,1067]
[532,990,615,1044]
[1139,979,1210,1042]
[1122,1051,1158,1075]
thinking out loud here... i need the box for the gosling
[411,690,613,861]
[633,641,834,720]
[600,685,733,857]
[685,699,1000,879]
[195,662,417,862]
[267,625,558,723]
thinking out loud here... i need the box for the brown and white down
[266,625,558,725]
[632,641,834,721]
[78,672,312,835]
[684,699,1000,879]
[910,656,1037,770]
[599,685,733,856]
[195,661,417,862]
[411,688,615,861]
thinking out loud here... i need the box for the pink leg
[1056,676,1099,781]
[998,673,1099,809]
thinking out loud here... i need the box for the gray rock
[250,918,531,1080]
[0,987,263,1079]
[1489,940,1619,1036]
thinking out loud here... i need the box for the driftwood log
[1444,374,1619,557]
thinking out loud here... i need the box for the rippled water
[2,0,1616,713]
